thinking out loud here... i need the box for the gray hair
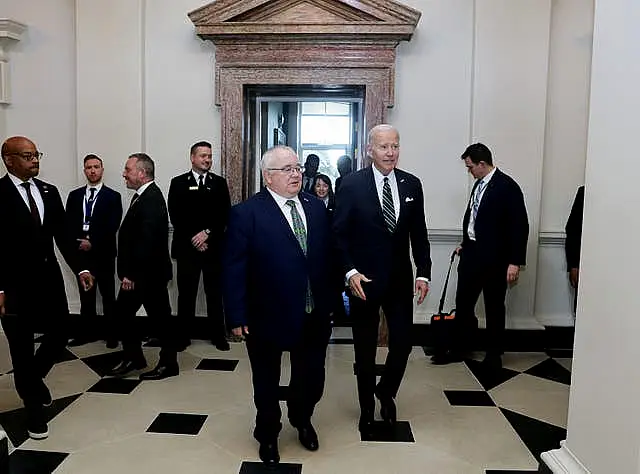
[260,145,298,171]
[129,152,155,180]
[367,124,400,145]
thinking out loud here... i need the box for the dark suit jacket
[168,171,231,260]
[333,167,432,300]
[117,182,172,284]
[65,184,122,261]
[461,168,529,267]
[222,189,333,348]
[0,174,80,314]
[565,185,584,270]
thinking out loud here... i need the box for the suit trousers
[115,280,176,365]
[1,312,67,408]
[455,241,508,355]
[246,313,331,443]
[350,291,413,417]
[176,253,225,341]
[75,257,116,340]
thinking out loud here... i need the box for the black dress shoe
[214,339,230,351]
[258,441,280,467]
[297,424,319,451]
[106,339,119,349]
[108,358,147,377]
[139,364,179,381]
[175,339,190,352]
[375,390,397,425]
[431,350,464,365]
[358,414,375,437]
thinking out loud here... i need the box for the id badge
[83,224,90,232]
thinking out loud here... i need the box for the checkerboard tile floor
[0,329,569,473]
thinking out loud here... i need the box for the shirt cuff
[78,270,90,275]
[416,277,430,284]
[345,269,358,281]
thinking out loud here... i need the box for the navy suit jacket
[222,189,333,348]
[333,166,432,300]
[462,168,529,267]
[65,184,122,260]
[564,185,584,270]
[0,174,79,314]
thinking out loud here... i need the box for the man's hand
[455,246,463,255]
[507,264,520,284]
[79,271,94,291]
[121,277,135,291]
[349,273,371,301]
[0,293,5,317]
[77,238,92,252]
[415,280,429,305]
[191,231,209,250]
[232,326,249,337]
[569,267,579,288]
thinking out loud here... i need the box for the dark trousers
[115,280,176,365]
[350,292,413,417]
[455,242,508,355]
[1,313,67,407]
[75,257,116,340]
[176,254,225,341]
[246,314,331,443]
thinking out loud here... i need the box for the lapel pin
[405,197,414,202]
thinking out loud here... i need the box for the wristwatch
[204,229,211,235]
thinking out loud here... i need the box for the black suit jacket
[117,182,172,284]
[0,174,80,314]
[222,189,333,347]
[333,167,432,300]
[462,168,529,266]
[65,184,122,260]
[168,171,231,260]
[565,185,584,270]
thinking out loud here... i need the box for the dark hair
[337,155,352,175]
[129,152,155,179]
[305,154,320,165]
[461,143,493,166]
[190,141,212,156]
[313,173,335,206]
[83,154,103,165]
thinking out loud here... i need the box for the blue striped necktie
[382,177,396,233]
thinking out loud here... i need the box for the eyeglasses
[268,165,305,175]
[7,152,44,161]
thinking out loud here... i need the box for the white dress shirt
[467,167,497,241]
[192,170,208,183]
[83,182,103,224]
[8,172,45,222]
[267,187,307,232]
[135,180,154,198]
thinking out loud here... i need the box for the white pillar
[0,18,27,150]
[541,0,640,472]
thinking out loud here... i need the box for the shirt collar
[136,180,154,196]
[86,182,103,194]
[372,165,396,186]
[192,170,208,182]
[8,172,35,187]
[479,167,497,187]
[266,187,301,210]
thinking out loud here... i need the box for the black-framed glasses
[8,152,44,161]
[268,165,304,175]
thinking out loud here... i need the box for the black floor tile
[146,413,208,435]
[525,359,571,385]
[81,350,132,377]
[0,394,81,448]
[51,348,78,365]
[239,461,302,474]
[545,349,573,358]
[9,449,69,473]
[278,385,289,401]
[360,420,414,442]
[464,359,520,391]
[353,363,385,376]
[196,358,239,372]
[501,408,566,462]
[88,378,141,395]
[444,390,495,407]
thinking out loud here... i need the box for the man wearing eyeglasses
[222,146,334,467]
[333,124,432,437]
[0,136,94,441]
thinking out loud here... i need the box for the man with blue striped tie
[333,124,432,438]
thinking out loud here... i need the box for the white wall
[1,0,593,327]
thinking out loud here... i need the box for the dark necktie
[86,188,96,220]
[198,174,205,189]
[21,182,42,226]
[129,193,139,208]
[382,177,396,233]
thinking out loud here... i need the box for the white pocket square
[405,197,414,202]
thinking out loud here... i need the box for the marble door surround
[188,0,421,202]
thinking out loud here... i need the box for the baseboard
[541,440,590,473]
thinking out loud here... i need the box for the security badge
[189,186,199,191]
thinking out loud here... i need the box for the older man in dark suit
[65,154,122,347]
[223,146,333,467]
[333,124,432,437]
[0,136,94,440]
[108,153,176,381]
[447,143,529,370]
